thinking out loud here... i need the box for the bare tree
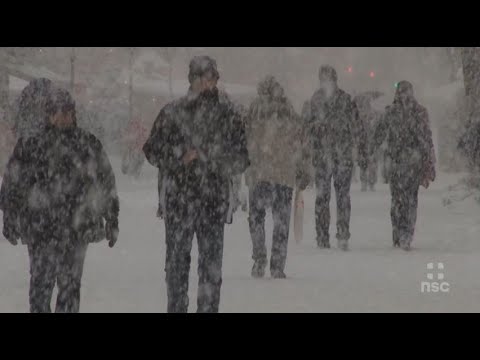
[128,47,136,122]
[163,47,176,99]
[70,47,76,92]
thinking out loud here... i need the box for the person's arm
[94,139,120,247]
[370,111,389,158]
[418,107,436,183]
[296,102,312,190]
[143,105,187,172]
[1,138,34,244]
[349,98,368,170]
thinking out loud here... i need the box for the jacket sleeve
[299,100,313,170]
[294,103,312,187]
[218,106,250,176]
[95,140,119,225]
[143,106,186,174]
[143,110,165,168]
[0,137,40,241]
[418,107,436,182]
[349,97,368,168]
[370,111,389,157]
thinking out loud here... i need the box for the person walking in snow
[370,81,436,251]
[0,87,119,312]
[302,65,368,251]
[143,56,249,313]
[245,75,310,279]
[354,93,383,192]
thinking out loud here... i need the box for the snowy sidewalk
[1,167,480,313]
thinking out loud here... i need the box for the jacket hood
[257,76,285,100]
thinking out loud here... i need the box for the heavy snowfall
[1,47,480,313]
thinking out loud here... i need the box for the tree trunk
[70,47,76,92]
[0,66,8,119]
[129,48,134,122]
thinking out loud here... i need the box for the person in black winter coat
[354,94,383,192]
[143,56,249,313]
[302,65,368,251]
[370,81,436,251]
[0,87,119,313]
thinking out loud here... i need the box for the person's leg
[405,180,421,247]
[55,239,88,313]
[315,161,333,247]
[369,155,378,191]
[270,184,293,277]
[164,209,195,313]
[196,216,225,313]
[248,182,270,276]
[28,241,57,313]
[333,161,353,247]
[360,166,368,191]
[390,172,413,248]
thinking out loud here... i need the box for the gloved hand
[105,219,119,248]
[3,212,20,246]
[296,170,311,191]
[421,178,430,189]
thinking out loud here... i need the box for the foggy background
[0,47,465,181]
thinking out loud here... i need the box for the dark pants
[315,160,353,244]
[360,157,378,188]
[27,238,88,313]
[248,182,293,273]
[164,208,225,313]
[389,172,420,246]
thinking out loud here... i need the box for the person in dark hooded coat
[245,75,310,278]
[0,87,119,312]
[143,56,249,313]
[370,81,436,251]
[12,78,54,140]
[302,65,368,251]
[354,94,383,191]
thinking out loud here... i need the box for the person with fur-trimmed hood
[370,80,436,251]
[0,86,119,312]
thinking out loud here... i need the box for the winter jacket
[143,88,250,223]
[371,99,436,183]
[302,87,368,169]
[0,122,15,175]
[0,124,119,244]
[245,77,306,188]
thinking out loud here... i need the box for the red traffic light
[369,71,375,78]
[347,66,353,73]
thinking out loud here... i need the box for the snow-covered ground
[1,159,480,313]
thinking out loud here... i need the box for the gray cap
[188,56,220,84]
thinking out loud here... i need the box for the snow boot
[337,239,349,251]
[251,260,267,278]
[317,240,331,249]
[271,269,287,279]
